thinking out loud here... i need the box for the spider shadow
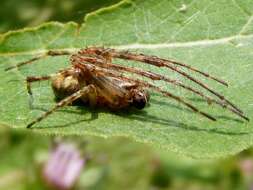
[33,99,249,136]
[151,97,244,124]
[30,99,99,125]
[113,109,248,136]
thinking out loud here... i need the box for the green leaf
[0,0,253,158]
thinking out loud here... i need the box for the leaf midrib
[0,33,252,58]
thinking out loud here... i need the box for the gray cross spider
[5,47,249,128]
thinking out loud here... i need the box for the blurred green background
[1,0,253,189]
[1,125,253,190]
[0,0,121,33]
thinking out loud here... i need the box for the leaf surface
[0,0,253,158]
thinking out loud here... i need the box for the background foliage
[0,0,121,33]
[1,126,253,190]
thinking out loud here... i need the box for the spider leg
[146,83,217,121]
[82,47,243,114]
[5,50,72,71]
[135,78,249,121]
[80,47,227,85]
[26,76,51,96]
[72,55,248,121]
[157,57,228,86]
[26,75,52,108]
[140,81,248,121]
[27,85,95,128]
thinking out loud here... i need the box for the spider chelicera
[5,47,249,128]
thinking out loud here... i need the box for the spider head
[131,89,149,109]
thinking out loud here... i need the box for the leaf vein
[0,34,252,57]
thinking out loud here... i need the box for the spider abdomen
[51,72,83,100]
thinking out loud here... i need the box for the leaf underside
[0,0,253,158]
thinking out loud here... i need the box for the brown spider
[5,47,249,128]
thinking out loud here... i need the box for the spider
[5,47,249,128]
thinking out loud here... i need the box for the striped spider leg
[26,84,97,128]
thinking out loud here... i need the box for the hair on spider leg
[84,47,225,82]
[5,54,47,71]
[26,85,97,128]
[4,49,74,71]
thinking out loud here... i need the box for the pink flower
[43,143,85,190]
[239,159,253,177]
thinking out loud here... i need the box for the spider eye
[132,94,147,109]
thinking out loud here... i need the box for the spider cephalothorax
[5,47,249,128]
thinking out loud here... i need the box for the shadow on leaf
[31,100,248,136]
